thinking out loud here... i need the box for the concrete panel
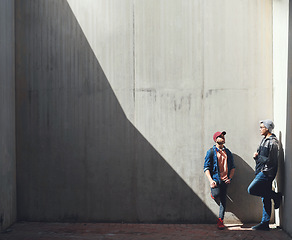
[67,0,135,123]
[134,0,273,223]
[272,0,289,227]
[15,0,274,224]
[282,0,292,236]
[0,0,17,231]
[202,1,273,222]
[134,0,205,198]
[284,60,292,236]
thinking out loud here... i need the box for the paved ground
[1,222,291,240]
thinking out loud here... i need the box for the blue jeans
[247,172,276,223]
[211,182,227,219]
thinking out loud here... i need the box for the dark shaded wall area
[0,0,17,231]
[283,1,292,235]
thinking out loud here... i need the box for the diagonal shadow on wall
[15,0,216,223]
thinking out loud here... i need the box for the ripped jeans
[211,182,228,220]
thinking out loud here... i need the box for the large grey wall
[16,0,274,223]
[0,0,17,231]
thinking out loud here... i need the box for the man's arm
[205,170,217,188]
[269,142,279,166]
[229,168,235,180]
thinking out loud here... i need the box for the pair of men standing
[203,119,282,230]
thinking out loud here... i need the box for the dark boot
[251,222,270,231]
[274,192,282,209]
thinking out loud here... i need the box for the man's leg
[251,197,271,231]
[211,184,225,230]
[248,172,271,197]
[262,196,271,223]
[248,172,272,231]
[211,186,220,199]
[219,183,227,220]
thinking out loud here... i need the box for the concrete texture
[282,0,292,236]
[14,0,276,223]
[272,0,289,227]
[68,0,275,224]
[0,0,17,231]
[0,222,291,240]
[15,0,216,223]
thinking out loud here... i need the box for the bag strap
[209,147,214,159]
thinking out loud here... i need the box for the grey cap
[260,119,274,133]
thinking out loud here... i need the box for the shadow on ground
[1,222,292,240]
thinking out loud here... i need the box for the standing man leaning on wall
[204,131,235,230]
[248,120,282,231]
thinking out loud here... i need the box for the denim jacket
[203,145,235,184]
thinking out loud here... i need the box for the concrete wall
[272,0,289,227]
[282,1,292,236]
[0,0,17,231]
[15,0,274,223]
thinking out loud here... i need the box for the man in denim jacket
[204,131,235,230]
[248,120,282,231]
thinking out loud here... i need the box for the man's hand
[224,178,232,184]
[253,152,258,159]
[210,180,217,188]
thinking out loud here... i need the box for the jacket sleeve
[203,149,212,172]
[267,141,279,167]
[231,153,235,169]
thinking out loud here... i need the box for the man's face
[216,134,225,145]
[260,123,269,136]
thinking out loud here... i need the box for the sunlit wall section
[282,0,292,235]
[272,0,289,227]
[67,0,135,122]
[67,0,274,223]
